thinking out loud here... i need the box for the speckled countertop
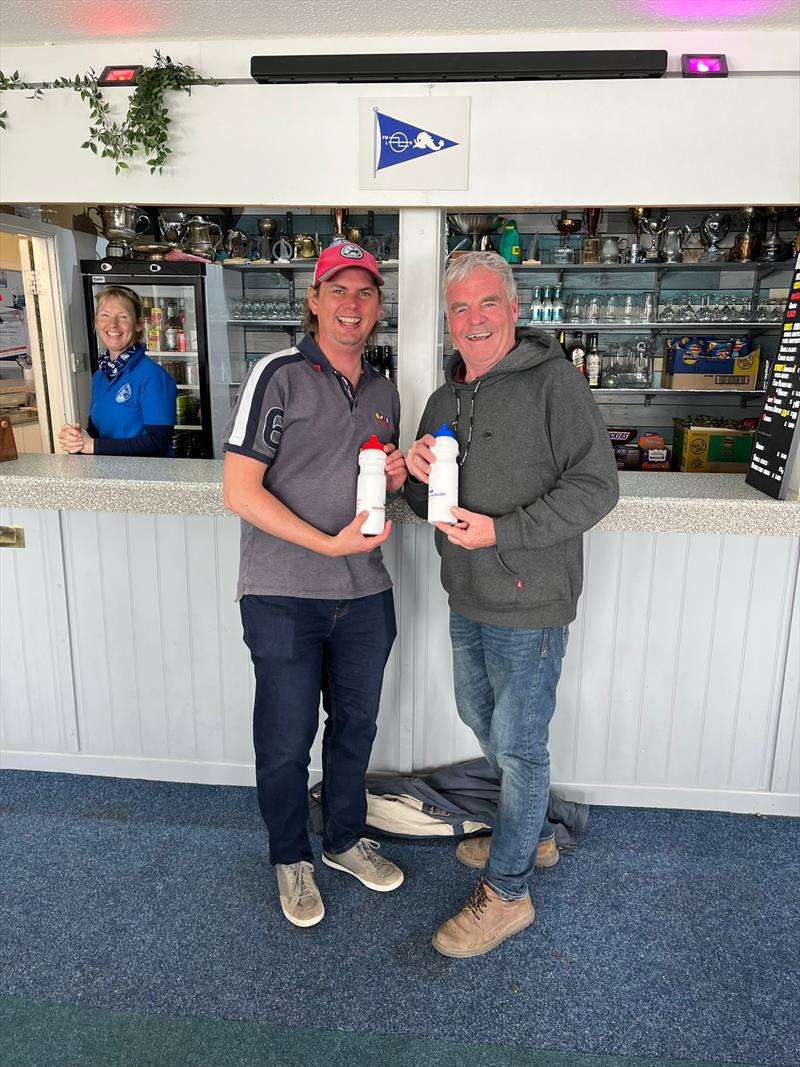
[1,454,798,537]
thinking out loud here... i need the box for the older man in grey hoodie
[405,252,619,958]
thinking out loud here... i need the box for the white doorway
[0,213,98,453]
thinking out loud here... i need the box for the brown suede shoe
[432,878,534,958]
[455,835,560,870]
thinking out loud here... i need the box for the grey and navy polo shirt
[223,334,400,600]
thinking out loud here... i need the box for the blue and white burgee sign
[359,98,470,190]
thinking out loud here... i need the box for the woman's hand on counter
[58,424,94,454]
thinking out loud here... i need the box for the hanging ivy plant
[0,51,217,175]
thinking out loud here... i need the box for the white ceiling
[1,0,798,44]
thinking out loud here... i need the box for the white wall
[0,31,797,207]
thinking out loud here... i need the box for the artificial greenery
[0,51,215,174]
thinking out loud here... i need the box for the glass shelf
[509,262,794,273]
[223,260,399,273]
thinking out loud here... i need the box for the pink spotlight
[681,53,729,77]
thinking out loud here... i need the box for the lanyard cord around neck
[451,379,481,467]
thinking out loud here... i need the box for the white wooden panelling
[409,524,800,797]
[771,563,800,801]
[0,507,77,754]
[3,505,798,815]
[59,510,405,775]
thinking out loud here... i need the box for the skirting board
[2,750,799,817]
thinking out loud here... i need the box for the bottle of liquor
[569,331,586,375]
[529,286,542,324]
[586,333,601,387]
[380,345,394,381]
[551,284,564,324]
[541,286,553,323]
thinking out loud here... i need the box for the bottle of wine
[569,331,586,375]
[586,333,601,387]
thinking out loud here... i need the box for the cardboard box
[672,418,755,473]
[664,340,760,391]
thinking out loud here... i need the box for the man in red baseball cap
[223,238,407,929]
[312,242,385,287]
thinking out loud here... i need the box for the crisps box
[672,419,755,473]
[665,340,760,391]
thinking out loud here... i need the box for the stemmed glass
[659,294,678,322]
[716,294,734,322]
[677,293,696,322]
[734,296,752,322]
[696,295,714,322]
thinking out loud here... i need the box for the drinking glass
[717,294,734,322]
[621,293,638,324]
[659,294,678,322]
[768,299,784,322]
[755,298,770,322]
[641,293,656,322]
[696,295,714,322]
[677,293,696,322]
[567,294,585,322]
[605,293,619,323]
[587,293,602,324]
[734,296,752,322]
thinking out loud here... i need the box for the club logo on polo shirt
[115,384,132,403]
[263,406,284,450]
[340,244,364,259]
[374,410,389,426]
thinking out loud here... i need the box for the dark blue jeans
[450,610,568,900]
[240,591,396,865]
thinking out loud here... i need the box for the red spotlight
[97,65,143,87]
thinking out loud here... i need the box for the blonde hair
[95,286,145,342]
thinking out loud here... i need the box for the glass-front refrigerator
[80,259,231,458]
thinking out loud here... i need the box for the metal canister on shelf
[164,326,179,352]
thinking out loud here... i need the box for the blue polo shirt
[89,345,177,455]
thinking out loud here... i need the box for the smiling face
[95,295,141,360]
[306,267,382,362]
[445,267,519,381]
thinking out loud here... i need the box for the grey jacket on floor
[405,328,620,627]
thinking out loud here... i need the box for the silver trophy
[699,212,732,263]
[640,211,669,262]
[158,210,189,249]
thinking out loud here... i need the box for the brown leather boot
[432,878,534,958]
[455,835,560,870]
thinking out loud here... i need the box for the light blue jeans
[450,610,569,901]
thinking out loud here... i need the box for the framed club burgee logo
[359,98,470,190]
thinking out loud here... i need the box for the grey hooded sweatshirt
[404,328,619,627]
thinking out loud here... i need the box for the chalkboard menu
[746,255,800,499]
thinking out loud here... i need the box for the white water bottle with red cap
[427,423,459,525]
[355,435,387,535]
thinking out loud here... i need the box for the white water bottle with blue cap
[427,423,459,525]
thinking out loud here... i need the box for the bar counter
[2,452,798,816]
[1,453,798,536]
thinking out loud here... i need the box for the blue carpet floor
[1,770,798,1067]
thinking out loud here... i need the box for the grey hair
[443,251,518,303]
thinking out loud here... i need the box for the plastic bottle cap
[433,423,456,439]
[360,434,385,451]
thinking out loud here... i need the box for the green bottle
[498,220,521,264]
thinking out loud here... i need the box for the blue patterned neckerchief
[99,341,142,380]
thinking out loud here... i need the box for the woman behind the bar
[58,286,177,457]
